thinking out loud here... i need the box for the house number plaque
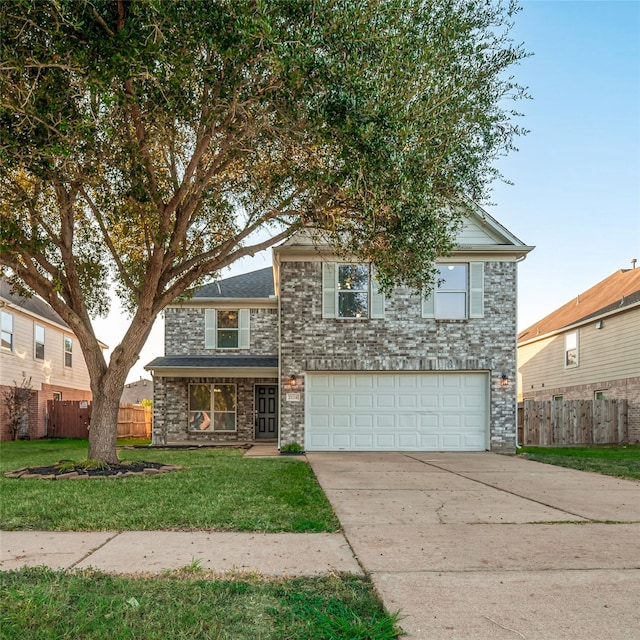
[285,393,301,402]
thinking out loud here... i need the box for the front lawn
[0,440,339,532]
[0,568,402,640]
[519,444,640,480]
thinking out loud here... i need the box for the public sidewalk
[0,530,361,576]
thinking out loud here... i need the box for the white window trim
[1,311,14,351]
[63,335,73,368]
[34,324,45,361]
[564,331,579,368]
[205,309,250,349]
[322,262,384,319]
[422,262,484,320]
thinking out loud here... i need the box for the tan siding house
[517,268,640,442]
[0,280,103,440]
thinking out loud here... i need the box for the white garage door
[305,372,488,451]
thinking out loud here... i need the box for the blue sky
[98,0,640,382]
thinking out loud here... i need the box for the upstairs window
[564,331,578,368]
[1,311,13,351]
[64,336,73,368]
[34,324,45,360]
[422,263,484,320]
[204,309,250,349]
[217,310,239,348]
[322,263,384,319]
[338,264,369,318]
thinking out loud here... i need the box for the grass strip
[519,445,640,480]
[0,440,339,532]
[0,568,402,640]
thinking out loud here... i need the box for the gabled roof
[193,267,274,299]
[276,202,534,257]
[518,268,640,343]
[0,278,68,328]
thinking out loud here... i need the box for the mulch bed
[4,461,181,480]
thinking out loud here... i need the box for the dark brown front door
[255,385,278,439]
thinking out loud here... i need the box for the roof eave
[169,297,277,308]
[144,365,279,378]
[518,299,640,347]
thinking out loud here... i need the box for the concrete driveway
[307,452,640,640]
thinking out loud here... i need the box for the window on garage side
[322,263,384,319]
[422,263,484,320]
[338,264,369,318]
[188,383,236,432]
[564,331,578,368]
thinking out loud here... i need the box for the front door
[255,385,278,439]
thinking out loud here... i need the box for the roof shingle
[194,267,274,299]
[518,268,640,342]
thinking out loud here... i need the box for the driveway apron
[307,452,640,640]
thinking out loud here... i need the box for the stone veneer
[278,260,519,452]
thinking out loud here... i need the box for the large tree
[0,0,527,463]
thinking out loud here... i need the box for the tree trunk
[88,386,122,464]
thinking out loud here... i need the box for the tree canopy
[0,0,528,461]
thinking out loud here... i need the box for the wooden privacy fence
[522,399,628,446]
[47,401,152,439]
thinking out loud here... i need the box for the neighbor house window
[53,391,62,401]
[204,309,250,349]
[1,311,13,351]
[188,383,237,432]
[564,331,578,367]
[64,336,73,367]
[321,263,384,319]
[594,390,607,400]
[422,263,484,320]
[34,324,45,360]
[552,395,563,402]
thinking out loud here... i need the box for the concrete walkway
[2,451,639,639]
[307,452,640,640]
[0,530,360,576]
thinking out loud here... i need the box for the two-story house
[147,205,532,453]
[0,279,104,440]
[517,267,640,443]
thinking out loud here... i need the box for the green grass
[0,440,339,532]
[519,444,640,480]
[0,568,403,640]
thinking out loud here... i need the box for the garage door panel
[306,372,487,452]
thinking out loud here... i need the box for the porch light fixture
[288,374,297,385]
[500,374,509,387]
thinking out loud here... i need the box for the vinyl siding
[518,307,640,400]
[0,310,92,392]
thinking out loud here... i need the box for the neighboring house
[147,204,533,452]
[0,279,105,440]
[517,267,640,443]
[121,378,153,405]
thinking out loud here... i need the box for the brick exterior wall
[0,383,92,441]
[153,305,279,443]
[164,307,278,355]
[521,376,640,443]
[152,376,277,444]
[278,260,519,452]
